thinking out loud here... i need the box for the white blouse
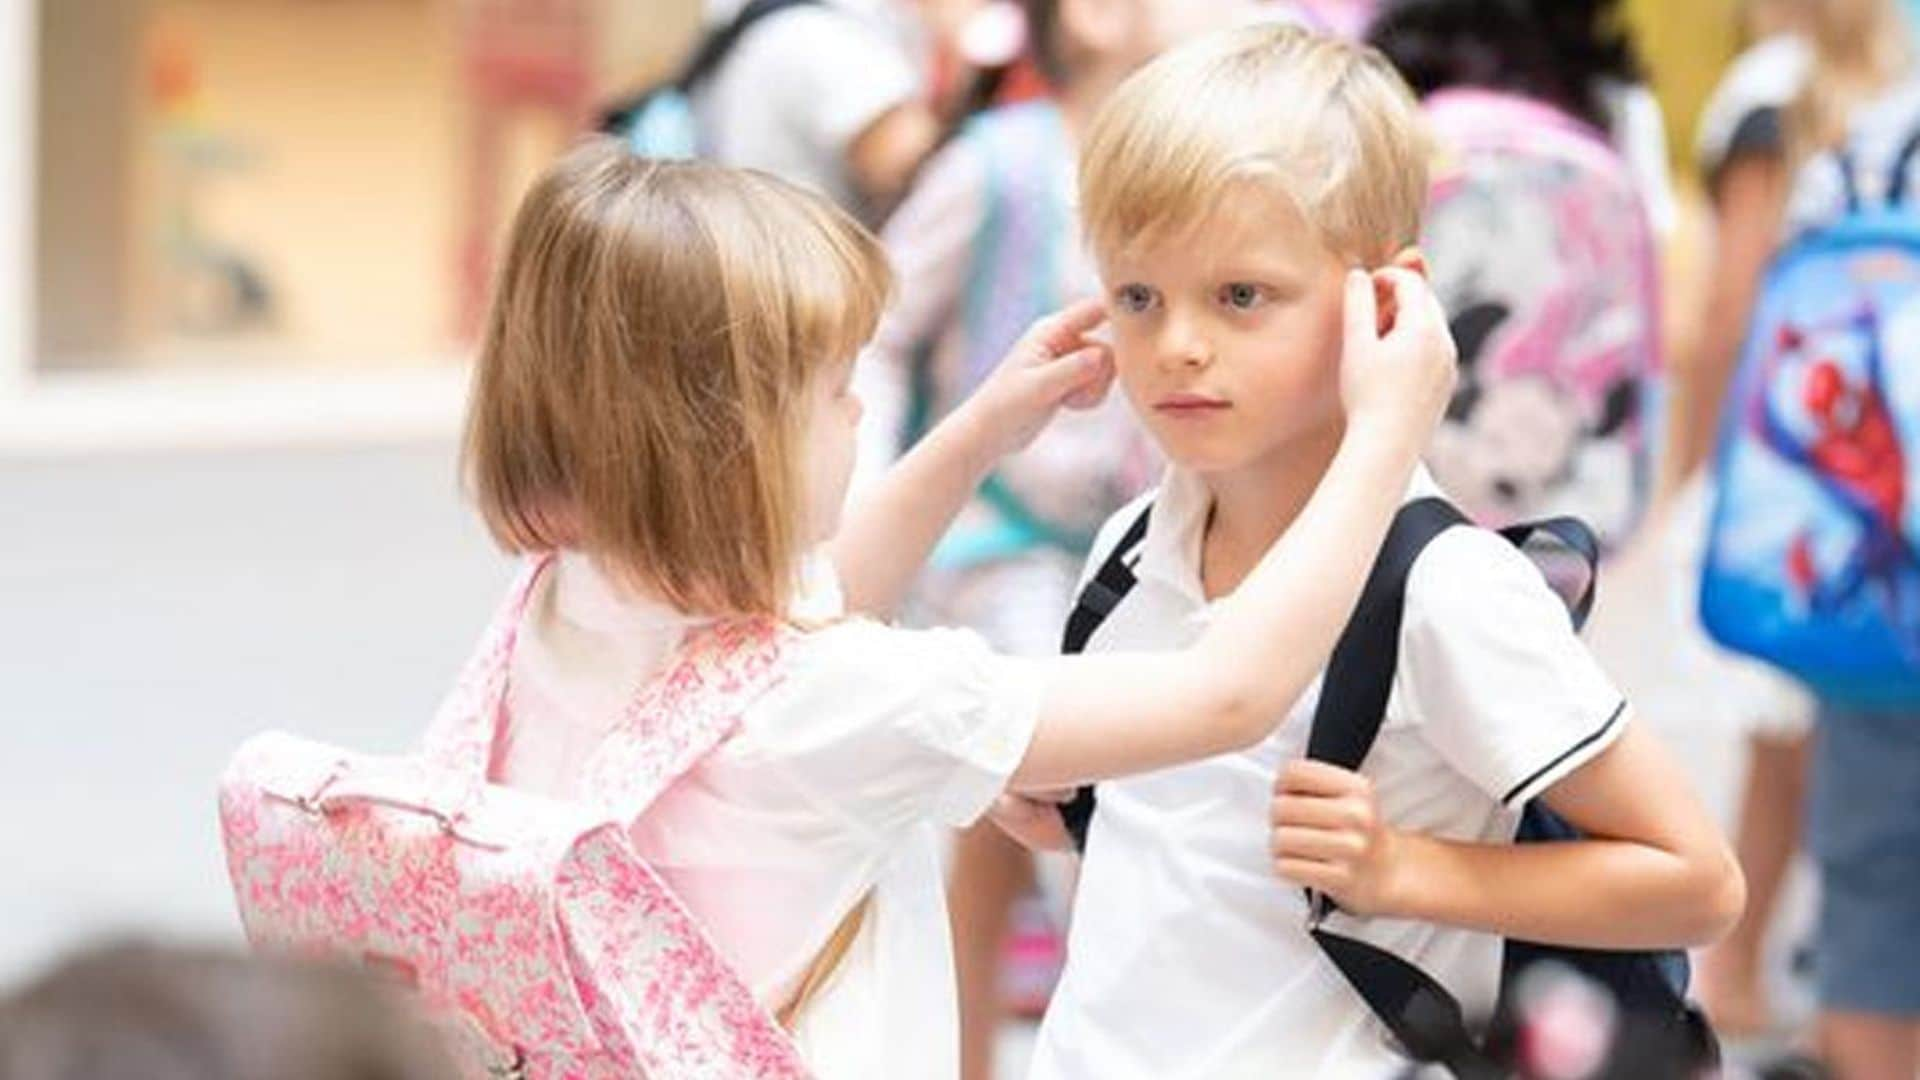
[497,551,1044,1078]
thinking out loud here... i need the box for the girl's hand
[1271,760,1403,918]
[1338,268,1456,452]
[960,299,1116,460]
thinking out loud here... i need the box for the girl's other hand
[1338,268,1456,453]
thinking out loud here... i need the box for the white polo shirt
[1029,466,1629,1080]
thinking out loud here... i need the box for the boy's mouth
[1155,392,1231,416]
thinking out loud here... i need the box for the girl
[454,140,1455,1078]
[1683,0,1909,1050]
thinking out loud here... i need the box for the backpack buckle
[1305,889,1334,930]
[485,1047,528,1079]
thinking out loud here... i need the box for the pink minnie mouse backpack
[1420,88,1663,551]
[218,557,813,1079]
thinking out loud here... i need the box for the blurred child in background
[1683,0,1911,1048]
[0,943,459,1080]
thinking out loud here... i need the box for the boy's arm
[1273,721,1745,950]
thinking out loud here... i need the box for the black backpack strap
[1495,516,1600,631]
[1886,123,1920,207]
[1303,499,1598,1078]
[1057,503,1153,852]
[1839,148,1865,213]
[1310,931,1506,1080]
[675,0,820,91]
[1305,498,1467,772]
[1303,499,1502,1075]
[595,0,818,134]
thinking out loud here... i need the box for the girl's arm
[1007,269,1458,791]
[831,300,1115,616]
[1271,725,1745,950]
[1669,155,1788,486]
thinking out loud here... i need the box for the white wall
[0,438,511,984]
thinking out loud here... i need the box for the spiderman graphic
[1753,306,1920,648]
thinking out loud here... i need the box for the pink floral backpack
[218,557,813,1079]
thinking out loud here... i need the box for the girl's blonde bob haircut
[464,140,891,617]
[1080,23,1431,267]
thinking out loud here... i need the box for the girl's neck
[1198,418,1349,603]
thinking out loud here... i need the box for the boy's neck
[1197,418,1350,603]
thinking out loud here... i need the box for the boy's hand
[1338,268,1456,451]
[960,299,1116,460]
[987,789,1077,853]
[1271,760,1402,918]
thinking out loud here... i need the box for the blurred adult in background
[690,0,945,221]
[1682,0,1911,1051]
[0,943,459,1080]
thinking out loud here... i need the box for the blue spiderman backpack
[595,0,816,159]
[1701,103,1920,708]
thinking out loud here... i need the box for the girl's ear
[1390,246,1430,279]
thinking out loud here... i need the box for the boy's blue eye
[1220,283,1265,311]
[1115,284,1157,313]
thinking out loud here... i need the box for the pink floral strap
[560,615,807,1077]
[582,615,791,820]
[419,554,554,780]
[557,828,814,1078]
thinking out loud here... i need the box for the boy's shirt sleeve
[1395,527,1630,807]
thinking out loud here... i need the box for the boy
[1013,25,1744,1078]
[854,3,1248,1071]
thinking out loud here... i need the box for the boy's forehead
[1094,185,1330,276]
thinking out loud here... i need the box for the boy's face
[1100,189,1351,476]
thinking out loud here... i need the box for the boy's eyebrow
[1202,255,1305,284]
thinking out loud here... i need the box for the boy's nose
[1156,318,1213,370]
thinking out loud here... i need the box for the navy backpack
[1057,498,1717,1078]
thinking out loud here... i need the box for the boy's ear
[1368,248,1431,335]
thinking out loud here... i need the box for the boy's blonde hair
[465,140,891,617]
[1080,23,1431,267]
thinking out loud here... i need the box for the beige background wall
[33,0,702,372]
